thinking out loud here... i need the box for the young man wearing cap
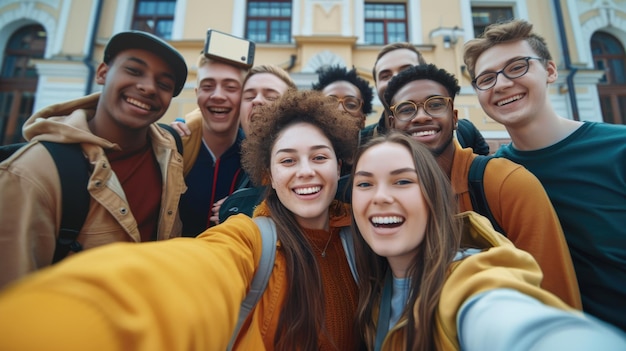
[0,30,188,288]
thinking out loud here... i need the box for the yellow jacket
[379,212,573,350]
[180,108,204,176]
[0,202,353,351]
[0,93,184,289]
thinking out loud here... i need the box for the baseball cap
[103,30,188,97]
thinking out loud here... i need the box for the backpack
[228,216,356,350]
[0,123,182,263]
[467,155,506,235]
[219,186,267,222]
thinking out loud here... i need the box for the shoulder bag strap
[227,216,277,350]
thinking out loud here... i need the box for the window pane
[610,59,626,84]
[471,7,514,37]
[156,20,173,39]
[156,1,175,15]
[247,20,267,42]
[387,22,406,43]
[132,0,175,39]
[246,0,291,43]
[364,3,406,44]
[365,21,384,45]
[248,3,260,16]
[137,2,156,15]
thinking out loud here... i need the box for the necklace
[311,230,334,258]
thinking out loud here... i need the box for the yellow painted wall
[59,0,92,55]
[3,0,609,131]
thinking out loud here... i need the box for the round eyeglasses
[472,56,547,91]
[328,95,363,115]
[389,96,453,121]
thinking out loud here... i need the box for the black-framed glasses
[472,57,547,91]
[328,95,363,114]
[389,96,453,121]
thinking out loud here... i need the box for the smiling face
[374,48,423,104]
[389,80,458,156]
[95,48,175,130]
[473,40,557,128]
[352,141,428,278]
[240,72,291,135]
[195,60,243,136]
[322,80,366,128]
[270,122,341,230]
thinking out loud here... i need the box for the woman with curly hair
[350,132,626,351]
[0,90,362,351]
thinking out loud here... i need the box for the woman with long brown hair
[350,132,626,351]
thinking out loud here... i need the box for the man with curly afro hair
[312,65,374,129]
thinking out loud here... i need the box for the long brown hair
[350,132,462,351]
[241,89,360,350]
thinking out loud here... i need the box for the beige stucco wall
[0,0,622,130]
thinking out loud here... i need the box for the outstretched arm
[0,214,263,351]
[458,289,626,351]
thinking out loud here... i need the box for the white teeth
[127,98,150,110]
[294,186,321,195]
[412,130,436,137]
[497,94,523,106]
[209,107,230,113]
[371,216,404,224]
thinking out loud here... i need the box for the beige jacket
[0,93,185,288]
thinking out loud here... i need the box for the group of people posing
[0,18,625,351]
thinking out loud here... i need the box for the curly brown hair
[240,89,360,349]
[242,89,360,187]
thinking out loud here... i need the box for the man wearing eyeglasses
[312,65,374,177]
[464,19,626,332]
[312,65,374,130]
[383,63,581,310]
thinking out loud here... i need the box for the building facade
[0,0,625,150]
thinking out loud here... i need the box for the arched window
[592,32,626,124]
[0,24,46,145]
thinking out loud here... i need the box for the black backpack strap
[157,123,183,155]
[0,142,28,162]
[40,142,91,263]
[468,155,506,235]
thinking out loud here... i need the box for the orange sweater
[451,141,581,309]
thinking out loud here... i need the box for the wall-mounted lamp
[429,26,463,49]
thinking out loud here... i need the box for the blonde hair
[463,19,552,78]
[243,64,297,90]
